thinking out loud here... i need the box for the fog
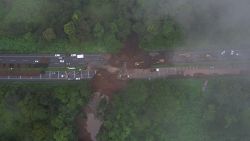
[147,0,250,48]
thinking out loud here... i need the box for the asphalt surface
[0,49,250,81]
[170,49,249,64]
[0,70,96,80]
[126,48,250,79]
[0,53,104,80]
[0,54,106,68]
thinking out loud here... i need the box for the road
[0,70,97,80]
[169,48,248,64]
[127,48,250,79]
[0,48,250,80]
[0,54,106,67]
[0,53,105,80]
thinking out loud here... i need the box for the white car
[205,54,211,57]
[59,60,64,63]
[151,68,160,72]
[235,50,239,56]
[71,54,77,57]
[34,60,39,63]
[67,67,76,70]
[55,54,60,57]
[221,50,226,55]
[75,78,81,80]
[210,66,215,69]
[77,54,84,59]
[230,50,235,55]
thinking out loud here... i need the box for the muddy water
[84,92,105,141]
[86,113,102,141]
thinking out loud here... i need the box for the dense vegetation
[1,77,250,141]
[98,78,250,141]
[0,82,91,141]
[0,0,183,53]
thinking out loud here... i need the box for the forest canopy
[0,82,91,141]
[0,0,183,53]
[98,78,250,141]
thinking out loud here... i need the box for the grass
[0,37,122,53]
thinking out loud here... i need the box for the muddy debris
[109,33,152,69]
[91,69,127,98]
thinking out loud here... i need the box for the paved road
[127,48,250,79]
[0,70,97,80]
[0,54,106,68]
[170,48,249,64]
[0,48,250,81]
[0,53,104,80]
[128,65,250,79]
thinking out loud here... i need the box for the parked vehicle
[77,54,84,58]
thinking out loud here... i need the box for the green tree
[93,22,104,39]
[64,21,76,37]
[42,28,56,41]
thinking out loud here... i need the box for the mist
[146,0,250,48]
